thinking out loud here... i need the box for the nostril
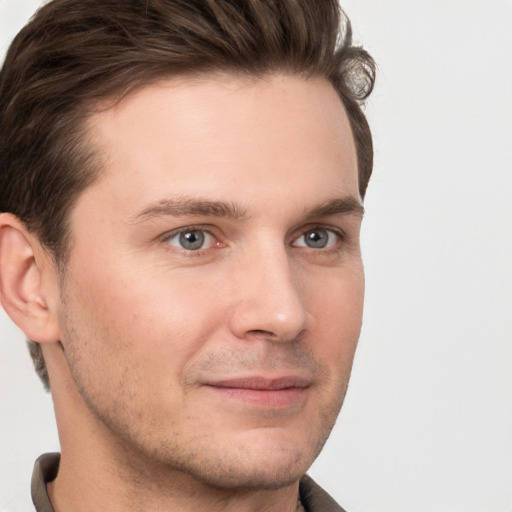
[247,329,274,338]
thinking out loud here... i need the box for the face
[56,74,364,489]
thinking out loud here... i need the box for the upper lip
[203,376,311,390]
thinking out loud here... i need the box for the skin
[0,74,364,511]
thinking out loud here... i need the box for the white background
[1,1,511,510]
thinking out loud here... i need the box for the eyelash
[161,225,221,255]
[293,226,346,251]
[160,225,346,255]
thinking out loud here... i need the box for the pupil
[306,230,328,248]
[180,231,204,250]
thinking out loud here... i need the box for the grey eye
[294,228,337,249]
[305,229,328,248]
[167,230,214,251]
[179,231,205,250]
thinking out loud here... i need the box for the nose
[228,245,312,343]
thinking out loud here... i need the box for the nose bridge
[229,239,310,341]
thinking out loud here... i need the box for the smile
[202,376,311,408]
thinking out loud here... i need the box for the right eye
[165,229,216,251]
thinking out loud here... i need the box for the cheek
[59,264,228,425]
[308,265,364,362]
[69,261,232,379]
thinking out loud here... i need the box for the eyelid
[160,224,224,251]
[291,225,346,247]
[158,223,346,253]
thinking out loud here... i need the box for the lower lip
[204,386,308,409]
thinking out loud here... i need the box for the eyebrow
[130,195,363,224]
[303,197,365,219]
[130,197,249,223]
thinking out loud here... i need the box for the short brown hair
[0,0,375,390]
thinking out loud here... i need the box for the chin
[157,428,325,491]
[183,452,310,491]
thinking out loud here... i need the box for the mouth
[202,376,311,409]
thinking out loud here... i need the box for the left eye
[293,228,339,249]
[166,230,216,251]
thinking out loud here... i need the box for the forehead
[79,73,358,220]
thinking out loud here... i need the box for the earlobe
[0,213,60,343]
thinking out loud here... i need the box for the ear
[0,213,61,343]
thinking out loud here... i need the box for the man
[0,0,375,510]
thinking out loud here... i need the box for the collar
[31,453,58,512]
